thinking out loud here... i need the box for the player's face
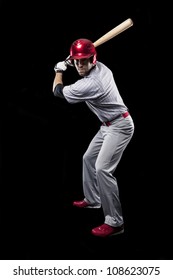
[74,58,93,76]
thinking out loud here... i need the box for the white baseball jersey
[63,61,128,122]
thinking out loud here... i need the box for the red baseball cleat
[73,200,101,208]
[73,200,89,208]
[91,223,124,237]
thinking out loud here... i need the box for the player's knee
[83,151,92,164]
[95,162,104,176]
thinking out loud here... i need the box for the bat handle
[65,55,74,67]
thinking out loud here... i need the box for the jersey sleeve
[63,77,103,104]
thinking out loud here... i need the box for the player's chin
[77,69,87,76]
[78,71,85,76]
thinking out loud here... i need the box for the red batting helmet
[70,38,97,64]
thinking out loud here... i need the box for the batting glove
[54,61,67,73]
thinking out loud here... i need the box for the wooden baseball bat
[93,18,133,47]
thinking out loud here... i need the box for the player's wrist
[55,70,63,73]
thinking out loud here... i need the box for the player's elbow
[53,83,65,99]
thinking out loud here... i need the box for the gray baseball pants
[82,114,135,227]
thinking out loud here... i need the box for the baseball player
[52,38,135,237]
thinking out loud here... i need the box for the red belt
[102,111,130,126]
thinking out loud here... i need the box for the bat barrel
[93,18,133,48]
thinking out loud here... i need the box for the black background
[1,1,172,260]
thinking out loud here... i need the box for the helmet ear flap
[93,54,97,65]
[89,55,97,65]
